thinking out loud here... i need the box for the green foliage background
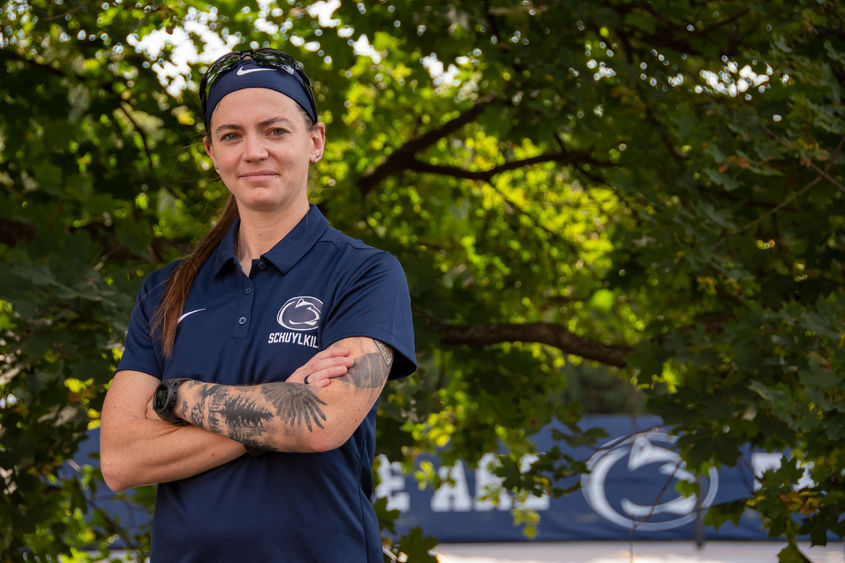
[1,1,843,561]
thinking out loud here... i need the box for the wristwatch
[153,378,191,425]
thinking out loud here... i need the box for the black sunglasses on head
[199,48,317,123]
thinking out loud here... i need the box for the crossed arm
[174,337,392,453]
[100,337,392,492]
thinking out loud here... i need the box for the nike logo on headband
[236,67,275,76]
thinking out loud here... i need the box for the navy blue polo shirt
[117,205,416,562]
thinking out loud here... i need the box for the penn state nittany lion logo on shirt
[276,296,322,332]
[267,296,322,349]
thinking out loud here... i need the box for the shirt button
[257,261,267,271]
[238,316,247,325]
[244,287,252,294]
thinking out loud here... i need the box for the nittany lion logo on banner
[581,431,719,531]
[277,296,322,332]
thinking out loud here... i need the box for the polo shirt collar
[263,204,329,273]
[212,204,330,276]
[213,220,239,275]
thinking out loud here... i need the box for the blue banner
[73,415,827,543]
[375,415,821,542]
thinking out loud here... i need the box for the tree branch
[4,51,157,173]
[405,149,606,183]
[609,5,752,59]
[762,127,845,195]
[0,217,183,262]
[712,131,845,249]
[119,102,155,172]
[356,96,497,195]
[0,218,36,247]
[711,175,821,250]
[480,1,496,36]
[430,320,631,368]
[40,1,92,21]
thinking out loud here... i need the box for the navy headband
[203,60,317,128]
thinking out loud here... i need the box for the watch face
[153,385,169,411]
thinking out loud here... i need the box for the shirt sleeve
[115,276,167,379]
[322,252,416,380]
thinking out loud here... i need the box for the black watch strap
[153,378,191,425]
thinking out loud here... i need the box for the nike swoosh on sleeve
[177,308,207,324]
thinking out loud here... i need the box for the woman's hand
[288,347,353,387]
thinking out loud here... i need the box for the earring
[314,153,322,162]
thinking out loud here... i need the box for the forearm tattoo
[261,384,327,432]
[179,340,393,450]
[345,348,391,389]
[374,340,394,368]
[181,383,274,445]
[181,380,329,450]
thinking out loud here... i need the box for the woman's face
[203,88,325,215]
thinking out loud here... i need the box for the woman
[100,49,416,561]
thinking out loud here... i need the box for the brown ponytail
[152,194,239,357]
